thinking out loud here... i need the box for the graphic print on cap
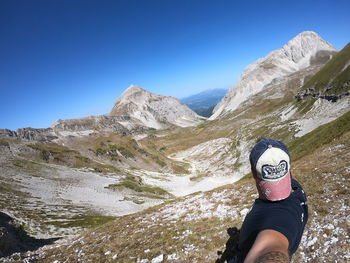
[255,147,290,181]
[261,160,288,180]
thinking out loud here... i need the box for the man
[232,138,308,263]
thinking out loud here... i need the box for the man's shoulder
[290,179,307,202]
[291,178,302,189]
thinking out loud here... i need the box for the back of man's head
[249,138,292,201]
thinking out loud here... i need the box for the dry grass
[2,58,348,262]
[25,129,350,263]
[291,131,350,262]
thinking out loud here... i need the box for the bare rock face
[2,86,204,141]
[109,85,205,129]
[48,86,204,138]
[51,115,132,137]
[0,128,57,142]
[210,31,337,119]
[0,129,16,138]
[15,128,58,141]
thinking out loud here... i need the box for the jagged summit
[111,85,153,109]
[210,31,337,119]
[117,85,145,103]
[278,31,336,67]
[110,85,204,129]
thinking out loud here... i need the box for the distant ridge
[181,88,227,117]
[110,85,205,129]
[210,31,337,119]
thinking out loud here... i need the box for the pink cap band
[256,171,292,201]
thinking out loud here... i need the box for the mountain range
[210,31,338,119]
[0,31,349,262]
[180,88,228,117]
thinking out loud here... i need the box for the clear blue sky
[1,0,349,130]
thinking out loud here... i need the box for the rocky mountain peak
[280,31,336,66]
[110,86,204,129]
[210,31,337,119]
[114,85,153,108]
[119,84,147,99]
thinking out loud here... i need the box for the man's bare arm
[254,251,289,263]
[243,230,289,263]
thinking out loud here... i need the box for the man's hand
[216,227,240,263]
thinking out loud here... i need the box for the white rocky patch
[54,130,95,137]
[143,187,253,223]
[293,97,350,137]
[240,208,250,217]
[19,165,148,217]
[130,169,235,197]
[167,253,180,260]
[341,60,350,72]
[151,254,163,263]
[170,138,250,182]
[280,105,298,122]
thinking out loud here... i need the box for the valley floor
[2,131,348,263]
[0,143,238,239]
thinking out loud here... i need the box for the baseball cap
[249,138,292,201]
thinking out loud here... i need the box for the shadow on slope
[216,227,240,263]
[0,212,59,258]
[16,110,350,262]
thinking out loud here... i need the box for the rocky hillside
[211,31,337,119]
[295,42,350,103]
[1,86,204,142]
[0,32,349,262]
[13,113,350,262]
[51,115,133,137]
[110,85,205,129]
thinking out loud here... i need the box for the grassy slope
[62,133,190,174]
[19,142,120,173]
[302,42,350,93]
[296,42,350,113]
[2,50,348,261]
[32,111,350,263]
[288,110,350,160]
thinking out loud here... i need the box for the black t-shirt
[236,179,308,262]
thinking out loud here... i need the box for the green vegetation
[293,44,350,113]
[74,155,90,163]
[69,134,189,173]
[12,158,44,174]
[28,143,76,154]
[151,155,166,167]
[26,142,120,173]
[301,42,350,94]
[73,155,120,173]
[246,116,295,144]
[294,98,317,115]
[288,110,350,161]
[95,143,135,159]
[238,172,253,184]
[28,143,77,162]
[0,138,10,147]
[170,161,190,174]
[137,147,149,155]
[107,174,169,196]
[48,215,116,228]
[0,181,29,197]
[190,172,208,181]
[159,146,167,151]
